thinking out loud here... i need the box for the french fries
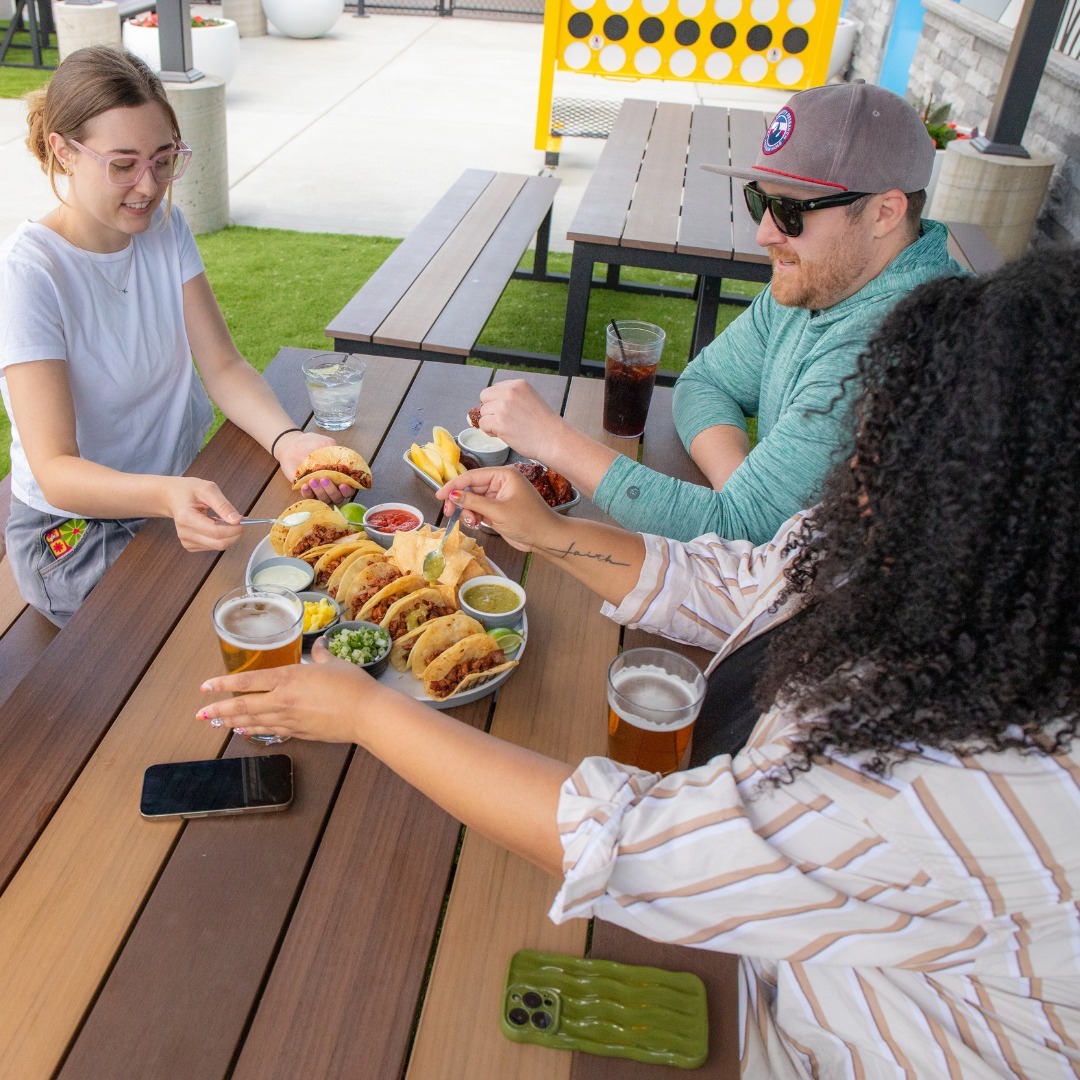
[409,426,467,484]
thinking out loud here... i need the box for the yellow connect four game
[535,0,842,149]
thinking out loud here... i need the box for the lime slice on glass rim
[488,627,524,655]
[337,502,367,526]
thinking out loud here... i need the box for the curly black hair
[757,246,1080,778]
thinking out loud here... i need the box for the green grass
[0,224,763,479]
[0,22,57,99]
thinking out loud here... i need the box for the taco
[378,586,458,643]
[269,499,327,555]
[389,611,483,674]
[283,510,354,559]
[340,562,406,621]
[292,446,372,492]
[355,574,432,627]
[312,537,383,589]
[422,633,518,701]
[328,551,388,601]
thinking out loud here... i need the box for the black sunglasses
[743,182,870,238]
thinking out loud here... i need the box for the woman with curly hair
[201,247,1080,1077]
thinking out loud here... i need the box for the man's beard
[768,235,873,311]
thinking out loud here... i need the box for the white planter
[261,0,343,39]
[122,19,241,84]
[925,149,947,214]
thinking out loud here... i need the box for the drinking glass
[302,353,366,431]
[606,647,706,775]
[603,322,665,438]
[212,584,303,746]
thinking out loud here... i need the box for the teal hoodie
[593,220,964,544]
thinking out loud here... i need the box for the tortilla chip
[389,522,494,589]
[292,446,372,491]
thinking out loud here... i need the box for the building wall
[848,0,1080,243]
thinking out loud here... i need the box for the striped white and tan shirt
[552,518,1080,1077]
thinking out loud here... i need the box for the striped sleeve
[599,511,806,653]
[550,748,994,972]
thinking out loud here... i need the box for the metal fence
[346,0,542,20]
[1059,0,1080,58]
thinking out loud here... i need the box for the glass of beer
[606,648,706,775]
[212,584,303,746]
[603,321,665,438]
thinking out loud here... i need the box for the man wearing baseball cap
[475,82,965,544]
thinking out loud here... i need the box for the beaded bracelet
[270,427,303,457]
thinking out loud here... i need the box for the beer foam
[608,664,700,730]
[216,595,301,651]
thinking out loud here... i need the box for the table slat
[326,169,494,343]
[680,105,735,259]
[407,376,630,1080]
[622,101,692,253]
[729,110,772,265]
[0,348,312,892]
[227,362,513,1079]
[374,173,527,350]
[567,99,655,245]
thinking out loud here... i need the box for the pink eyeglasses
[66,139,193,187]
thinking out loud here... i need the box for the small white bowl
[248,556,315,591]
[297,590,341,646]
[456,427,510,467]
[362,502,424,548]
[457,575,526,630]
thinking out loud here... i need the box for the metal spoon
[422,503,465,583]
[211,511,313,528]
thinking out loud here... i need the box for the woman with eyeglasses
[201,247,1080,1075]
[0,47,344,626]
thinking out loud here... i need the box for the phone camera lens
[531,1010,553,1030]
[522,991,542,1009]
[508,1007,529,1027]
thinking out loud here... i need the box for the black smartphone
[139,755,293,819]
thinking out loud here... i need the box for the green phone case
[500,948,708,1069]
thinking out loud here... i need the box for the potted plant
[917,98,975,210]
[261,0,343,39]
[123,12,241,84]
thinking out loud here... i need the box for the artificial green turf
[0,22,57,99]
[0,224,762,480]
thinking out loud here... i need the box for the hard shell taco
[388,610,483,674]
[292,447,372,492]
[422,633,518,701]
[313,537,383,589]
[378,586,457,642]
[340,562,406,620]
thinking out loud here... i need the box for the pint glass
[212,584,303,745]
[606,648,706,775]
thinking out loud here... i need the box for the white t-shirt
[0,206,214,516]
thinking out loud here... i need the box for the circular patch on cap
[762,106,794,154]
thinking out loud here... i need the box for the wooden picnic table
[0,350,739,1079]
[561,98,774,378]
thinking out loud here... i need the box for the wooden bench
[326,169,562,368]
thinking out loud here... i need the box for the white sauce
[459,428,508,453]
[253,565,311,590]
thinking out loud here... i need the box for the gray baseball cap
[703,81,935,196]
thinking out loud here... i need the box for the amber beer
[212,585,303,745]
[606,650,706,776]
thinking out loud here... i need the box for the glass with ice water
[302,353,366,431]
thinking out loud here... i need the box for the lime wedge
[488,627,524,655]
[338,502,367,525]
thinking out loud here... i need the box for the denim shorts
[5,496,144,627]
